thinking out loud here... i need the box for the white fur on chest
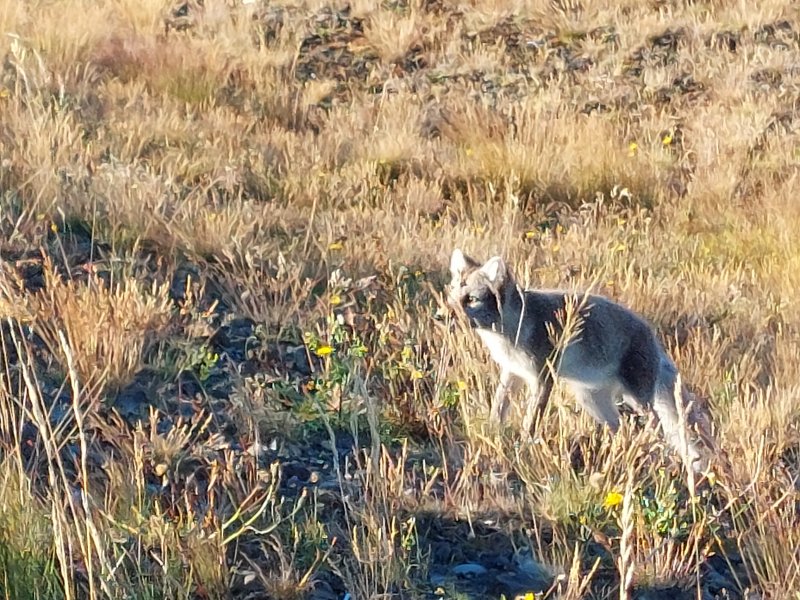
[475,329,538,382]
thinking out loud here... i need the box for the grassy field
[0,0,798,598]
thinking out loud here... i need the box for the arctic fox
[447,248,709,473]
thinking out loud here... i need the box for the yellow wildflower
[315,345,334,357]
[330,294,342,306]
[662,133,673,146]
[603,491,624,509]
[628,141,638,157]
[457,380,468,391]
[410,369,424,380]
[328,241,343,251]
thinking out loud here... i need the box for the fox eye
[466,294,481,305]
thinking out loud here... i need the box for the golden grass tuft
[0,259,172,392]
[0,0,798,597]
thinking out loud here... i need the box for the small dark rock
[707,29,741,53]
[114,385,150,420]
[256,5,286,46]
[633,585,692,600]
[581,101,609,115]
[113,369,161,421]
[177,371,203,398]
[212,317,258,362]
[624,27,686,77]
[495,570,551,597]
[282,462,312,482]
[451,563,488,578]
[203,371,233,400]
[170,263,202,305]
[156,416,174,436]
[751,68,783,89]
[307,579,338,600]
[278,343,313,376]
[754,20,797,50]
[589,25,619,46]
[16,260,45,292]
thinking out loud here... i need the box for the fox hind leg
[571,384,622,432]
[652,358,707,473]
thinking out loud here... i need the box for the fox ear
[450,249,480,279]
[480,256,507,287]
[450,249,467,277]
[451,249,477,275]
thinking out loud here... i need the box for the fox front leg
[490,369,520,424]
[521,375,554,437]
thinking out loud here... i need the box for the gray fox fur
[447,248,710,473]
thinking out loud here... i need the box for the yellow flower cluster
[603,491,624,509]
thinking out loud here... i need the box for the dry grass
[0,0,798,598]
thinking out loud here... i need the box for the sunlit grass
[0,0,797,597]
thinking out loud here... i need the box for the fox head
[446,249,513,330]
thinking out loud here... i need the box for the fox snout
[434,286,459,320]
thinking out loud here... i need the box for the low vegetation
[0,0,798,598]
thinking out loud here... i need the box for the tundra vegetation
[0,0,798,598]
